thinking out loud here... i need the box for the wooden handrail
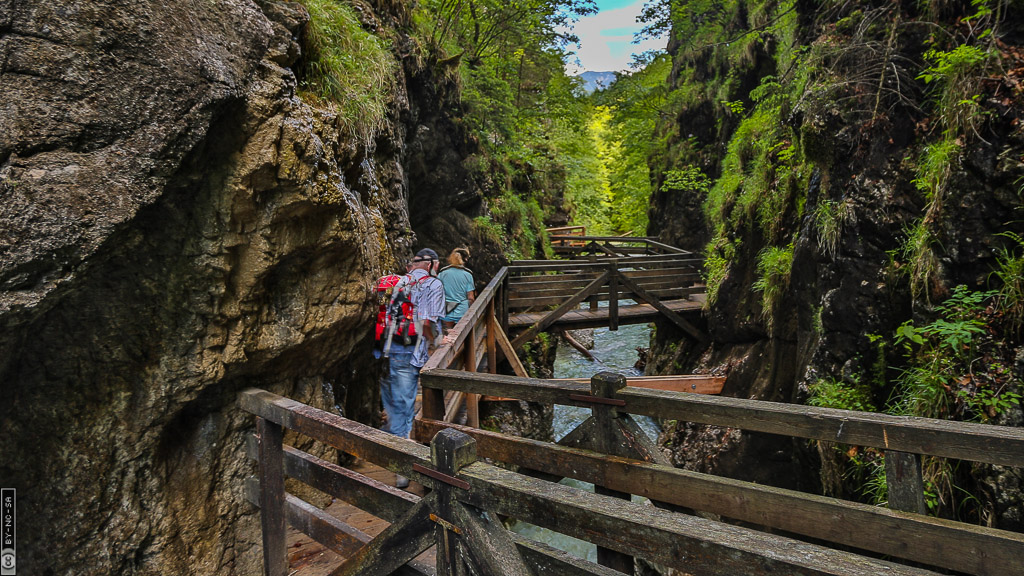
[419,370,1024,468]
[414,418,1024,576]
[421,266,509,372]
[242,389,961,576]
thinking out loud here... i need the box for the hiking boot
[395,474,410,489]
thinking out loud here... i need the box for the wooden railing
[415,370,1024,576]
[241,385,1024,576]
[545,225,586,253]
[547,234,690,257]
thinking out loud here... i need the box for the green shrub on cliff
[298,0,397,142]
[752,242,794,332]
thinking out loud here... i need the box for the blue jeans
[381,349,420,438]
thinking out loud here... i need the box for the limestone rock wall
[0,0,464,573]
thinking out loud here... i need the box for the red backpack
[374,274,422,352]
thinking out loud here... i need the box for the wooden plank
[414,419,1024,576]
[509,274,601,287]
[608,262,619,332]
[243,478,433,576]
[510,271,611,350]
[245,436,418,523]
[617,386,1024,467]
[421,371,591,407]
[455,462,942,576]
[510,534,625,576]
[509,282,702,301]
[508,256,702,271]
[486,302,497,375]
[241,389,431,473]
[509,286,704,309]
[331,498,437,576]
[257,417,287,576]
[643,238,690,254]
[443,391,464,423]
[551,376,724,395]
[621,267,702,280]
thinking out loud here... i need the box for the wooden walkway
[281,460,434,576]
[508,296,703,330]
[239,232,1024,576]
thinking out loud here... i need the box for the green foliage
[297,0,397,142]
[814,199,847,259]
[899,219,940,303]
[918,41,993,139]
[662,166,712,194]
[752,242,794,332]
[808,376,876,412]
[912,137,961,205]
[991,231,1024,335]
[487,193,549,259]
[890,286,1018,423]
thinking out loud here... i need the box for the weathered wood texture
[244,478,434,576]
[885,450,927,514]
[242,390,960,576]
[257,417,287,576]
[413,419,1024,576]
[456,459,941,576]
[551,375,725,395]
[419,371,1024,467]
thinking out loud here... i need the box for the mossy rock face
[647,0,1024,524]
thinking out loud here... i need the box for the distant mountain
[577,71,618,94]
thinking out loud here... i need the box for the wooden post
[257,417,287,576]
[465,324,479,428]
[590,372,633,575]
[885,450,927,514]
[501,275,510,333]
[486,301,497,375]
[608,260,619,332]
[432,429,478,576]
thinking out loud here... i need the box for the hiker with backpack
[372,248,445,488]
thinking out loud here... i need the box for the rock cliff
[0,0,488,573]
[647,0,1024,525]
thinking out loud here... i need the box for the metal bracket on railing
[413,463,471,490]
[568,393,626,407]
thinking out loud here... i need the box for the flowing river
[509,322,659,561]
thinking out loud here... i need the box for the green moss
[297,0,397,143]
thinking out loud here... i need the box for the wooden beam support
[511,271,611,350]
[617,273,709,344]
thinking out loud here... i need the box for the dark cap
[412,248,438,262]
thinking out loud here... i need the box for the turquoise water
[510,323,657,563]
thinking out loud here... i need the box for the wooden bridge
[241,233,1024,576]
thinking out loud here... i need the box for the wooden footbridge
[241,233,1024,576]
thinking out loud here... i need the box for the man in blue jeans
[379,248,445,488]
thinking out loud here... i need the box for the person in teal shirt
[438,247,475,330]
